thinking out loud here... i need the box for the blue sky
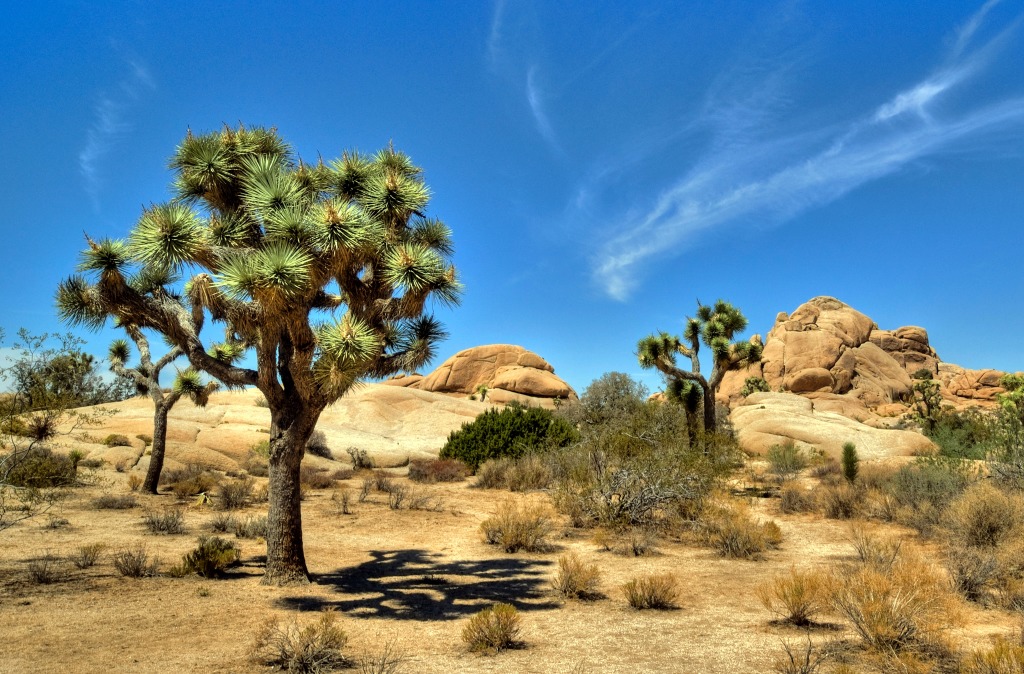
[1,1,1023,394]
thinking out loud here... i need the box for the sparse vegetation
[112,544,158,578]
[408,457,467,483]
[767,441,808,481]
[462,603,522,653]
[252,609,348,673]
[71,542,105,569]
[702,504,783,559]
[621,573,679,610]
[480,500,553,553]
[551,552,601,599]
[143,508,186,535]
[27,552,66,584]
[171,536,240,578]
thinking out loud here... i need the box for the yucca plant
[56,125,461,584]
[637,300,762,433]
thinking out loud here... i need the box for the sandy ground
[0,467,1018,674]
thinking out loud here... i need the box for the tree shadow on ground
[276,549,558,621]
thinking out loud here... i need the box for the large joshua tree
[108,325,218,494]
[56,125,460,584]
[637,300,762,433]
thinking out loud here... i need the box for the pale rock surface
[732,392,935,460]
[411,344,576,402]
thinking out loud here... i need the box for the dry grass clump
[143,508,186,535]
[461,603,522,654]
[218,478,254,510]
[356,641,407,674]
[778,483,817,514]
[766,442,809,481]
[480,500,554,553]
[818,482,863,520]
[551,552,601,599]
[473,455,553,492]
[92,493,138,510]
[945,482,1024,549]
[300,465,335,490]
[408,457,467,484]
[848,525,902,571]
[757,566,828,626]
[772,636,833,674]
[27,552,66,584]
[170,536,240,578]
[101,433,132,447]
[112,544,159,578]
[71,542,105,569]
[621,573,680,610]
[592,528,659,557]
[161,464,220,500]
[252,609,348,673]
[234,515,268,539]
[701,503,783,559]
[962,635,1024,674]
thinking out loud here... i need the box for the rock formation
[387,344,577,406]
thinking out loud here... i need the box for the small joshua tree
[638,300,762,433]
[841,442,859,484]
[108,325,218,493]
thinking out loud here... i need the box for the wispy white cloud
[486,0,507,68]
[594,4,1024,301]
[79,60,156,209]
[526,66,564,154]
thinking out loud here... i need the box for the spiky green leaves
[310,199,368,253]
[108,339,131,366]
[79,238,129,273]
[314,314,382,397]
[410,217,454,257]
[361,171,429,221]
[382,243,445,295]
[208,341,245,364]
[216,244,312,301]
[170,134,234,202]
[637,333,681,369]
[173,368,218,407]
[129,204,205,270]
[331,152,373,199]
[240,155,302,213]
[55,275,107,329]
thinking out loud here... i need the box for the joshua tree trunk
[262,404,319,585]
[142,404,170,494]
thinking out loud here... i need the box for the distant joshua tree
[638,299,762,433]
[108,325,218,494]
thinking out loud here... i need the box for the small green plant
[841,443,859,483]
[461,603,522,653]
[621,573,679,609]
[171,536,240,578]
[480,500,553,553]
[439,402,577,470]
[741,376,771,397]
[252,609,348,673]
[101,433,132,447]
[72,543,105,569]
[551,552,601,599]
[143,508,186,535]
[112,544,158,577]
[767,442,808,481]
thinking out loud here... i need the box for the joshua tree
[637,299,762,433]
[56,125,460,584]
[107,325,218,494]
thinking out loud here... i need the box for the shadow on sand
[276,549,558,620]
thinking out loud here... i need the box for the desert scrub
[408,457,467,484]
[962,636,1024,674]
[551,552,601,599]
[621,573,680,610]
[767,441,808,481]
[462,603,522,653]
[101,433,132,447]
[701,503,783,559]
[818,481,863,520]
[252,609,348,673]
[440,402,577,470]
[300,465,335,490]
[170,536,240,578]
[112,544,159,577]
[27,552,66,584]
[944,481,1024,548]
[218,477,254,510]
[473,454,552,492]
[356,641,407,674]
[757,567,828,626]
[143,508,186,535]
[305,430,332,459]
[71,543,105,569]
[778,483,816,514]
[92,493,137,509]
[480,500,554,553]
[234,515,268,539]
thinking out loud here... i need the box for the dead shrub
[300,465,335,490]
[945,482,1024,549]
[778,483,817,514]
[162,464,220,500]
[143,508,186,535]
[93,494,138,510]
[809,458,841,480]
[946,544,1000,603]
[331,489,352,515]
[113,544,159,577]
[848,525,902,571]
[346,446,373,470]
[551,552,601,599]
[702,504,782,559]
[305,430,332,459]
[757,567,828,626]
[480,500,554,553]
[962,636,1024,674]
[372,470,394,493]
[127,473,143,491]
[71,543,105,569]
[387,484,408,510]
[234,515,268,539]
[252,609,348,673]
[27,553,66,584]
[358,477,373,502]
[408,457,467,484]
[218,478,254,510]
[461,603,522,653]
[356,640,407,674]
[330,467,354,481]
[772,635,832,674]
[621,573,680,610]
[819,482,863,520]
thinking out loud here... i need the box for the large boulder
[413,344,576,403]
[732,392,936,460]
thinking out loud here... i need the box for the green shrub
[461,603,522,653]
[880,458,971,534]
[927,408,997,460]
[253,609,348,672]
[740,377,771,397]
[767,442,808,480]
[841,443,859,483]
[621,573,679,609]
[171,536,240,578]
[439,402,577,470]
[3,446,77,488]
[101,433,132,447]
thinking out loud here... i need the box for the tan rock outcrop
[413,344,576,401]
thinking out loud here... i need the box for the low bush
[473,455,552,492]
[356,641,407,674]
[101,433,132,447]
[819,482,863,520]
[252,609,348,673]
[112,545,158,577]
[778,484,816,514]
[305,430,332,459]
[408,457,468,484]
[621,573,679,610]
[4,446,77,488]
[243,449,269,477]
[135,433,153,446]
[234,515,268,539]
[171,536,240,578]
[962,636,1024,674]
[946,544,1000,603]
[127,473,143,491]
[161,464,220,500]
[440,402,577,470]
[300,465,335,490]
[551,552,601,599]
[767,442,808,481]
[945,482,1024,549]
[879,458,971,535]
[702,505,782,559]
[72,543,105,569]
[461,603,522,653]
[848,525,902,571]
[757,567,827,626]
[27,553,66,584]
[143,508,186,535]
[346,447,373,470]
[209,512,237,533]
[93,494,137,510]
[480,500,553,553]
[218,478,254,510]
